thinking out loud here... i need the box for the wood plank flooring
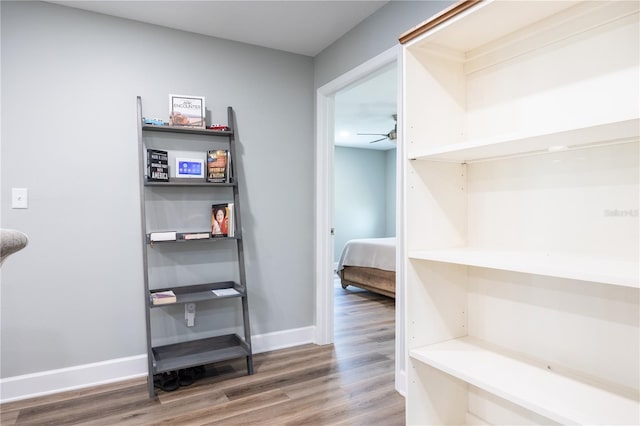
[0,279,403,425]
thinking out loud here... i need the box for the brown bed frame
[339,266,395,298]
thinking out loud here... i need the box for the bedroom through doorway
[315,44,405,393]
[332,61,398,358]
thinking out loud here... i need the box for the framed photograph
[175,157,205,178]
[169,94,205,128]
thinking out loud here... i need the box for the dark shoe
[191,365,206,380]
[178,368,195,386]
[153,371,179,392]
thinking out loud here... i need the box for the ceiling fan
[357,114,397,143]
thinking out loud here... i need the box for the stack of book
[151,290,176,305]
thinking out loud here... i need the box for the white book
[182,232,210,240]
[228,203,235,237]
[150,231,177,242]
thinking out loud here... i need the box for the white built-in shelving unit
[401,0,639,424]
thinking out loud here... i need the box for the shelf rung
[150,282,244,307]
[409,248,639,288]
[410,120,639,163]
[410,337,640,425]
[153,334,250,373]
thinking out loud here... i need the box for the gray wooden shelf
[145,233,242,244]
[142,124,233,136]
[152,334,250,374]
[145,178,236,187]
[150,281,245,307]
[137,96,253,398]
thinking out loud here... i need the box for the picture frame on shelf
[169,94,205,128]
[212,203,234,237]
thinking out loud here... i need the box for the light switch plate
[12,188,28,209]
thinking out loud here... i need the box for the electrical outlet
[11,188,28,209]
[185,303,196,327]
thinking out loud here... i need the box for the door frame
[314,45,406,395]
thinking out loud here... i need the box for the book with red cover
[207,150,229,183]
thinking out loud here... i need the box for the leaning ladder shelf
[136,96,253,398]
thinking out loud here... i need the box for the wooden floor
[0,279,403,425]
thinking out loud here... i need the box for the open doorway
[333,63,397,264]
[315,45,406,395]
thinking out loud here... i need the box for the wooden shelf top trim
[399,0,483,45]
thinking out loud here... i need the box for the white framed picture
[169,94,205,128]
[175,157,205,178]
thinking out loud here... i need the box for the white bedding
[337,237,396,273]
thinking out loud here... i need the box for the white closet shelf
[408,248,639,288]
[410,337,640,426]
[409,119,639,163]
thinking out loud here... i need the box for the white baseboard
[0,326,316,404]
[252,326,315,354]
[0,354,148,404]
[396,368,407,397]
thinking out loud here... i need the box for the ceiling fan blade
[369,137,387,143]
[357,133,386,136]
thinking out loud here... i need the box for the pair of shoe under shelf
[153,365,206,392]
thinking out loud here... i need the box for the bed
[336,237,396,298]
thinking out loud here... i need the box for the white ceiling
[335,64,397,151]
[48,1,389,57]
[48,0,396,150]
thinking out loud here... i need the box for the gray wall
[334,147,396,262]
[317,0,451,261]
[0,0,453,388]
[313,1,454,88]
[385,149,397,236]
[1,1,313,377]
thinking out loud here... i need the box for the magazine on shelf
[207,150,229,183]
[212,288,240,297]
[169,94,205,128]
[147,149,169,182]
[211,203,234,237]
